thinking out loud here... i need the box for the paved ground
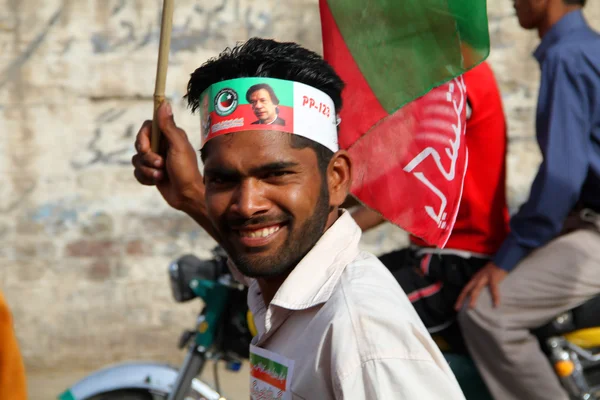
[28,361,250,400]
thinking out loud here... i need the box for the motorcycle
[431,297,600,400]
[59,247,600,400]
[58,246,253,400]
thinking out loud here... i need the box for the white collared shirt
[231,211,466,399]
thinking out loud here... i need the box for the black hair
[246,83,279,105]
[187,38,344,173]
[563,0,586,5]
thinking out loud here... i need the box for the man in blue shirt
[455,1,600,399]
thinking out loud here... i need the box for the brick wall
[1,0,599,375]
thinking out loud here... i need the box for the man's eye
[265,171,290,179]
[209,176,230,185]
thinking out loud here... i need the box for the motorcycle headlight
[168,254,220,303]
[168,260,192,303]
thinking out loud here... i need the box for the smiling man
[132,38,465,399]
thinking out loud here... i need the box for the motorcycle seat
[533,295,600,348]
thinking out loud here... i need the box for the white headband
[199,77,339,152]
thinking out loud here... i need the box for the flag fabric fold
[319,0,490,247]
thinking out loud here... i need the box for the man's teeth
[241,226,280,238]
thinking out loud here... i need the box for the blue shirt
[494,10,600,272]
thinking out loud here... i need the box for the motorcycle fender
[57,361,221,400]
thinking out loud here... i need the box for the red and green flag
[319,0,490,247]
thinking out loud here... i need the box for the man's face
[513,0,547,30]
[203,131,331,278]
[249,89,278,123]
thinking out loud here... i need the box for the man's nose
[231,179,270,218]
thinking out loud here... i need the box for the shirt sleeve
[336,358,466,400]
[493,53,592,272]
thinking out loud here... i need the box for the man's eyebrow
[204,165,240,178]
[204,162,300,178]
[250,161,300,175]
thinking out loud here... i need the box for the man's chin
[231,254,294,279]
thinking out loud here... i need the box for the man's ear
[327,150,352,207]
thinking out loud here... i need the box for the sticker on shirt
[249,344,295,400]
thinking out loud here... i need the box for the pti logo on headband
[214,88,239,116]
[199,77,339,152]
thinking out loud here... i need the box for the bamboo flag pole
[151,0,175,153]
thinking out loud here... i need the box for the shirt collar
[269,210,361,311]
[227,210,362,341]
[232,210,362,343]
[534,10,587,64]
